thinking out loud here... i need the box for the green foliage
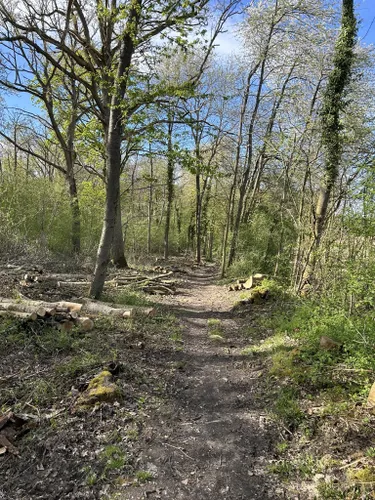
[0,171,106,256]
[269,454,317,480]
[100,445,128,472]
[207,318,225,341]
[274,387,305,428]
[102,289,151,307]
[135,470,153,483]
[0,171,71,254]
[79,180,106,253]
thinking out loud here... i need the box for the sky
[3,0,375,113]
[357,0,375,45]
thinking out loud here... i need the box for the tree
[302,0,357,290]
[0,0,238,296]
[0,51,85,253]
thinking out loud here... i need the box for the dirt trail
[131,266,282,499]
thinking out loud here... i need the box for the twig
[163,443,195,461]
[331,367,373,373]
[339,457,364,470]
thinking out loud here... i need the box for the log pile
[17,270,178,295]
[0,297,156,332]
[228,273,266,291]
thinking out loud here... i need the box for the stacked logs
[228,274,266,291]
[18,271,178,296]
[0,298,155,332]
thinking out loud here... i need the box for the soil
[0,260,284,499]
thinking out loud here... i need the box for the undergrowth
[241,284,375,497]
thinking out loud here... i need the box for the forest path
[130,266,282,500]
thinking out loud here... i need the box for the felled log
[81,299,155,318]
[76,317,95,331]
[0,301,51,318]
[0,310,38,321]
[37,273,90,281]
[0,298,85,330]
[0,297,155,319]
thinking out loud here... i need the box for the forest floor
[1,258,375,499]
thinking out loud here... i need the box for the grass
[274,387,305,429]
[236,286,375,496]
[100,445,129,472]
[269,454,318,480]
[135,470,154,483]
[207,318,225,341]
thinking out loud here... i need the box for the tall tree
[0,0,236,296]
[302,0,357,290]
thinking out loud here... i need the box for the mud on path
[130,266,282,500]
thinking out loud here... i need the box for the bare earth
[129,265,283,500]
[0,261,285,500]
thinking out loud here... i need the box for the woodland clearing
[1,258,375,499]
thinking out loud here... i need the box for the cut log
[69,310,79,320]
[39,273,91,281]
[58,301,83,313]
[0,297,155,320]
[57,320,74,332]
[0,302,44,318]
[243,276,253,290]
[0,310,37,321]
[81,300,155,318]
[75,317,94,331]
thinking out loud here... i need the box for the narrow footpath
[130,266,283,500]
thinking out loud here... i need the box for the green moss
[207,318,221,327]
[207,318,225,340]
[88,370,112,388]
[276,441,289,454]
[78,371,120,406]
[209,334,224,342]
[347,466,375,483]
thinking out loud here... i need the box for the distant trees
[0,0,238,297]
[0,0,373,301]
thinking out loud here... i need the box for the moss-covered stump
[248,286,269,304]
[77,370,120,406]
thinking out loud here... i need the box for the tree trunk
[112,199,128,268]
[164,119,174,259]
[175,203,182,254]
[196,171,202,264]
[220,67,256,277]
[67,173,81,255]
[90,119,122,298]
[147,145,154,254]
[302,0,356,288]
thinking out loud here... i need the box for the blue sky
[358,0,375,45]
[4,0,375,113]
